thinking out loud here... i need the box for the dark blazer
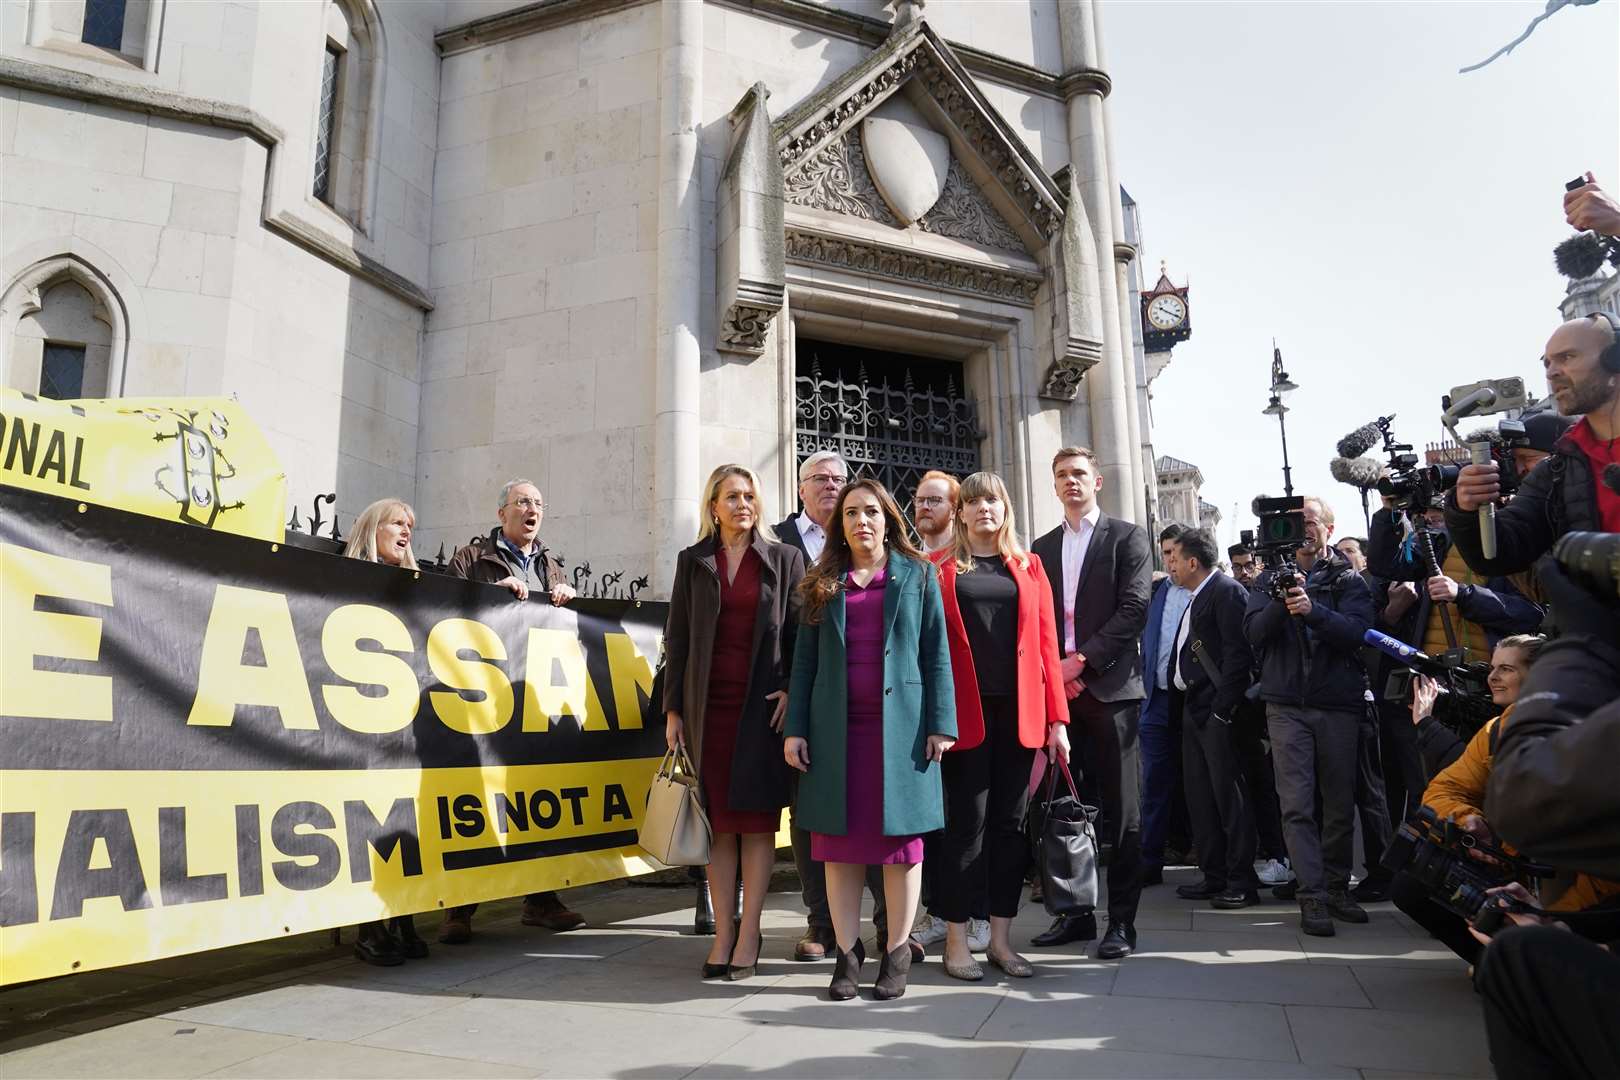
[772,514,809,562]
[1031,512,1153,705]
[663,533,805,813]
[932,549,1068,752]
[785,552,957,837]
[1173,572,1254,726]
[1139,577,1173,714]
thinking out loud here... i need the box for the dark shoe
[795,926,835,961]
[1029,878,1044,905]
[355,921,405,966]
[1327,891,1370,924]
[522,894,586,932]
[907,938,925,963]
[1351,878,1391,904]
[693,881,716,936]
[828,939,865,1000]
[727,933,763,981]
[1272,880,1299,901]
[1031,912,1097,947]
[1175,879,1224,900]
[389,915,429,959]
[1300,898,1336,937]
[701,959,729,979]
[1140,865,1164,887]
[873,942,913,1000]
[1210,889,1261,910]
[1095,922,1136,960]
[438,907,474,945]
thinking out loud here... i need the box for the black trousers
[1376,699,1425,826]
[1477,925,1620,1080]
[1234,701,1287,863]
[937,695,1035,922]
[1072,695,1143,925]
[1266,703,1358,899]
[1354,704,1394,884]
[1389,870,1480,965]
[1176,689,1257,892]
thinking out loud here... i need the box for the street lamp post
[1262,342,1298,497]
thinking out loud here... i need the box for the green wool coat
[784,552,957,837]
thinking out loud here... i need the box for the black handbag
[1025,755,1101,917]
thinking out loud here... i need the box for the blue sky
[1104,0,1619,540]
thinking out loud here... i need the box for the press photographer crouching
[1445,313,1620,576]
[1470,540,1620,1080]
[1243,496,1375,936]
[1384,634,1615,967]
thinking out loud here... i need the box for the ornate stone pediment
[773,22,1064,251]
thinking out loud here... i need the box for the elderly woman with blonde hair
[340,498,429,966]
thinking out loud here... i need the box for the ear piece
[1592,311,1620,374]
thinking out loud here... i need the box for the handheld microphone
[1336,422,1382,460]
[1363,630,1452,681]
[1330,456,1384,490]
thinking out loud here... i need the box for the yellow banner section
[0,763,677,984]
[0,390,285,541]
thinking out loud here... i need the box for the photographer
[1244,496,1375,936]
[1445,315,1620,576]
[1388,635,1605,965]
[1470,548,1620,1080]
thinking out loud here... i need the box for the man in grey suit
[1029,447,1153,959]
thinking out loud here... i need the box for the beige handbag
[638,748,712,866]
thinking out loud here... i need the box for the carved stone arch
[0,244,143,398]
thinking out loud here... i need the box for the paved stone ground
[0,865,1489,1079]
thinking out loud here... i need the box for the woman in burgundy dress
[785,479,957,1000]
[664,465,804,980]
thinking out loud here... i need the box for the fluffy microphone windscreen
[1331,456,1385,489]
[1336,423,1381,460]
[1555,232,1608,279]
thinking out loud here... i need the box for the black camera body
[1383,807,1551,937]
[1250,495,1306,601]
[1373,416,1460,515]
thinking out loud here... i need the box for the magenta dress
[811,567,925,865]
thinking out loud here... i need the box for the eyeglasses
[805,473,848,487]
[915,497,950,509]
[506,497,545,511]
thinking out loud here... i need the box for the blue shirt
[1155,583,1192,690]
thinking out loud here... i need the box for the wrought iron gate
[794,344,983,510]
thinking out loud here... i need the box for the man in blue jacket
[1244,496,1374,937]
[1139,526,1192,887]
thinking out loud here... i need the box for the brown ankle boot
[873,941,912,1000]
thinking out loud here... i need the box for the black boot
[390,915,429,959]
[873,941,913,1000]
[693,879,716,936]
[354,920,404,966]
[828,939,865,1001]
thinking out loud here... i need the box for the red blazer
[931,548,1068,752]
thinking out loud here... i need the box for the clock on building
[1141,263,1191,350]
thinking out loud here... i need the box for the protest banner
[0,485,670,984]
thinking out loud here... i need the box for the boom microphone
[1554,232,1620,279]
[1336,422,1382,460]
[1331,456,1384,490]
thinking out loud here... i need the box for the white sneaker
[967,918,991,951]
[1255,858,1294,886]
[910,913,949,946]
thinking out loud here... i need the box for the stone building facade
[2,0,1159,597]
[1155,453,1217,535]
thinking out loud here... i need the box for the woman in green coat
[784,479,957,1001]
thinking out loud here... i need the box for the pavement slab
[0,868,1486,1079]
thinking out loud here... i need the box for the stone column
[1058,0,1133,521]
[1094,0,1148,526]
[652,0,703,593]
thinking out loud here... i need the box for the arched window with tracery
[312,0,384,231]
[1,258,129,401]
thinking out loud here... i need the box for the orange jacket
[1421,709,1620,913]
[931,549,1068,752]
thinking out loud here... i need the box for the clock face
[1146,294,1187,330]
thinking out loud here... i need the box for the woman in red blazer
[931,471,1069,981]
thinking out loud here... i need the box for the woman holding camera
[784,479,956,1001]
[341,498,432,967]
[664,465,804,981]
[929,472,1069,981]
